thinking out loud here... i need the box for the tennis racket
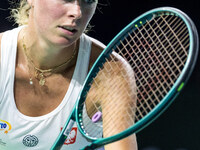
[51,7,199,150]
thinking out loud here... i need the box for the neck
[22,28,79,72]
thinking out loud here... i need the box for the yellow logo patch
[0,120,12,134]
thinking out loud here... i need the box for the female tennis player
[0,0,137,149]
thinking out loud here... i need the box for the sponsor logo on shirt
[0,119,12,134]
[61,127,78,145]
[22,135,39,147]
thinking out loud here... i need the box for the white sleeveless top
[0,27,104,150]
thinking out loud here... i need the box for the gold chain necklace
[22,38,77,86]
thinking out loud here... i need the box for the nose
[67,1,82,21]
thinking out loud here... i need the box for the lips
[58,25,78,35]
[62,26,77,32]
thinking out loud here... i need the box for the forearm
[104,134,138,150]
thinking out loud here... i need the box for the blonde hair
[9,0,31,26]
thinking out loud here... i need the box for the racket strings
[110,15,189,120]
[131,15,187,77]
[129,16,187,82]
[118,15,187,110]
[119,15,189,120]
[125,15,188,68]
[122,16,176,86]
[137,19,177,89]
[160,15,188,52]
[149,15,189,70]
[146,16,189,82]
[120,16,176,116]
[153,16,186,73]
[79,14,190,139]
[118,39,162,116]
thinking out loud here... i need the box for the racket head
[75,7,199,148]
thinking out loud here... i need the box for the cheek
[82,7,96,26]
[34,1,65,26]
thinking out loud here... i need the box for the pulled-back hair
[9,0,31,26]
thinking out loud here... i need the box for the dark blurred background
[1,0,200,150]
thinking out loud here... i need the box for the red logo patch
[61,127,78,145]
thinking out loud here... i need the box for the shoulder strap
[0,27,23,104]
[72,33,92,85]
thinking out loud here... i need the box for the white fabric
[0,27,103,150]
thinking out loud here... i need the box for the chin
[53,37,76,48]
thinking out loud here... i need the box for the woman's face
[28,0,97,46]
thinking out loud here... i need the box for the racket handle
[51,119,75,150]
[63,119,75,136]
[82,143,105,150]
[82,144,95,150]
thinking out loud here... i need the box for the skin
[25,0,98,68]
[0,0,138,149]
[86,58,138,150]
[13,0,99,116]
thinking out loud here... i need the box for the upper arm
[86,51,137,120]
[85,36,138,149]
[99,59,137,133]
[85,54,138,150]
[101,60,138,150]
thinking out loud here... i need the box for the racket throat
[63,119,75,137]
[81,143,98,150]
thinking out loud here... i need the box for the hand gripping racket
[51,7,199,150]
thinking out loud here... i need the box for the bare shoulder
[88,36,106,69]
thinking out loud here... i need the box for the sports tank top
[0,27,102,149]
